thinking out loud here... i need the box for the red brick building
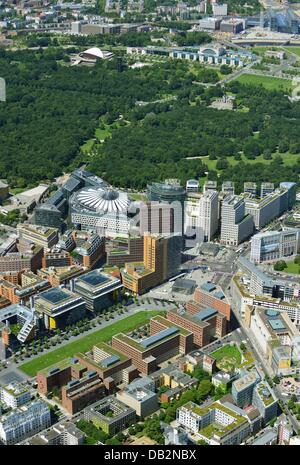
[61,372,105,415]
[186,283,231,322]
[112,316,193,375]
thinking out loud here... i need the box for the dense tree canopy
[0,48,299,191]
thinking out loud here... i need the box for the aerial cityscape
[0,0,300,451]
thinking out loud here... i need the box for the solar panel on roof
[49,368,60,375]
[140,327,179,348]
[214,291,225,300]
[201,282,216,293]
[195,308,218,321]
[68,380,80,388]
[101,355,120,367]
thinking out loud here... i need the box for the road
[226,284,300,433]
[0,298,169,384]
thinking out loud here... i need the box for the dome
[76,188,130,214]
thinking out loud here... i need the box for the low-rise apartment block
[177,400,252,445]
[116,377,158,419]
[84,397,136,435]
[25,421,85,445]
[0,383,31,409]
[0,400,51,445]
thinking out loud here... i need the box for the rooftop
[39,357,85,377]
[37,287,73,305]
[232,371,259,393]
[76,269,112,288]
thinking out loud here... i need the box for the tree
[220,65,232,75]
[240,342,246,352]
[263,149,272,160]
[197,379,213,400]
[274,260,287,271]
[105,438,122,445]
[216,158,229,170]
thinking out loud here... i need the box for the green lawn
[81,138,95,154]
[129,192,148,201]
[95,126,112,142]
[211,344,242,372]
[278,261,300,275]
[198,152,299,172]
[235,74,293,93]
[80,122,113,154]
[19,311,161,377]
[283,47,300,58]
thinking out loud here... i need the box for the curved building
[147,179,186,235]
[147,179,186,205]
[70,186,132,238]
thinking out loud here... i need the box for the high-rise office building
[244,182,257,197]
[121,233,182,294]
[203,180,217,193]
[140,202,180,236]
[185,191,218,244]
[260,182,274,198]
[198,191,219,242]
[33,203,62,230]
[147,179,186,234]
[222,181,235,196]
[250,229,300,263]
[220,195,254,246]
[186,179,199,193]
[245,183,297,230]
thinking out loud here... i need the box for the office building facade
[250,229,299,263]
[220,195,254,246]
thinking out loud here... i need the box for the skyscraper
[220,195,254,246]
[198,191,219,242]
[121,233,182,294]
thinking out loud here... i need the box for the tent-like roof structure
[79,48,114,60]
[75,187,130,214]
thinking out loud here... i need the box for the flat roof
[195,307,218,321]
[100,354,120,368]
[39,357,85,376]
[252,431,277,445]
[201,282,216,293]
[140,327,179,348]
[78,270,111,287]
[269,319,286,331]
[214,291,225,300]
[39,288,71,304]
